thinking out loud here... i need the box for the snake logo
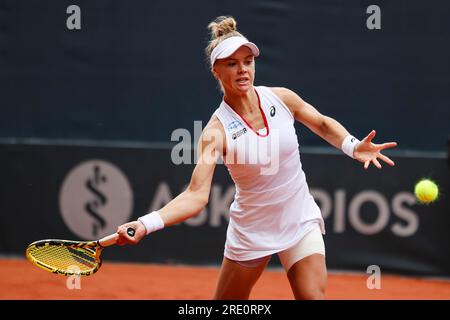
[59,160,133,239]
[85,165,107,236]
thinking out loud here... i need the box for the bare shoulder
[268,87,305,115]
[198,114,226,154]
[204,114,225,134]
[269,86,292,97]
[269,87,300,102]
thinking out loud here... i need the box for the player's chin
[234,84,252,95]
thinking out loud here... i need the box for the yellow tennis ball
[414,179,439,204]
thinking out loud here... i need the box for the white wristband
[138,211,165,235]
[341,135,360,159]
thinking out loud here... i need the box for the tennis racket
[25,227,135,276]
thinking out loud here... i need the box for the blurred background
[0,0,449,288]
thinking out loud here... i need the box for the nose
[237,61,247,74]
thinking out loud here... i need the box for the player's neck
[224,88,259,116]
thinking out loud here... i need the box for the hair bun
[208,16,237,39]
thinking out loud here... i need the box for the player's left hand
[353,130,397,169]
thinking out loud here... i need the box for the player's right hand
[116,220,147,245]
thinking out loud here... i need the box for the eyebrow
[226,55,254,61]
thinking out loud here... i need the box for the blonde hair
[205,16,245,67]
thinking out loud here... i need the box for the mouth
[236,77,250,86]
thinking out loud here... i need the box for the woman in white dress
[116,16,397,300]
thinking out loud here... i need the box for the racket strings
[28,244,99,273]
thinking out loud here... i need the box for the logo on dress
[270,106,276,117]
[226,120,243,131]
[232,127,247,140]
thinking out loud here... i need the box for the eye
[245,60,253,65]
[227,62,236,67]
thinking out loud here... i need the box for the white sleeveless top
[214,86,325,261]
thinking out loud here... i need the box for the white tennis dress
[214,86,325,261]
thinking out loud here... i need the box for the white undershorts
[278,225,325,272]
[234,224,325,272]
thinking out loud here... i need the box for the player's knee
[292,278,326,300]
[295,287,325,300]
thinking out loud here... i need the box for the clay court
[1,258,449,300]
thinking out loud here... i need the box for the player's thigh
[213,257,269,300]
[287,253,327,300]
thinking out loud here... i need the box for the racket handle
[98,227,136,247]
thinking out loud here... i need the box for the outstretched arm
[116,116,225,244]
[271,87,397,169]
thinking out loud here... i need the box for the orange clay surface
[1,258,449,300]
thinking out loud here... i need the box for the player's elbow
[195,193,209,213]
[315,115,330,138]
[187,196,208,219]
[186,187,209,216]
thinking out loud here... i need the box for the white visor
[210,36,260,66]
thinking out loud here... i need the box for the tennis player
[116,16,397,300]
